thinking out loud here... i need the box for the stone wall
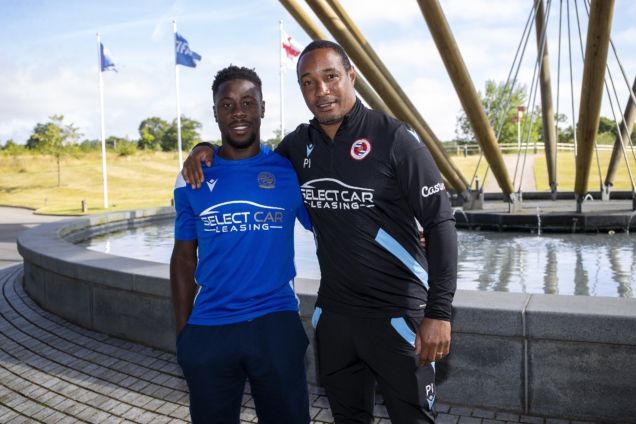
[17,209,636,422]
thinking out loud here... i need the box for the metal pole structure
[280,21,285,139]
[326,0,470,193]
[305,0,469,196]
[96,33,108,209]
[604,75,636,191]
[278,0,393,117]
[574,0,614,212]
[173,20,183,171]
[535,0,558,199]
[416,0,515,204]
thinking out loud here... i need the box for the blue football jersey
[174,145,312,325]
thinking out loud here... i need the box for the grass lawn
[447,155,491,187]
[2,150,635,215]
[533,150,636,192]
[0,152,182,215]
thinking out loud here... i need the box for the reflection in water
[609,245,633,297]
[76,221,636,298]
[455,231,634,298]
[496,243,513,292]
[574,247,589,296]
[543,243,558,294]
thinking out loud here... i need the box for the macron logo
[206,178,218,192]
[307,144,315,157]
[406,127,421,143]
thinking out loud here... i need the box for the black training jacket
[276,98,457,321]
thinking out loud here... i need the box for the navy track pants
[177,311,310,424]
[314,308,437,424]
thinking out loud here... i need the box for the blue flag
[175,33,201,67]
[100,43,117,72]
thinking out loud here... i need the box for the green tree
[455,80,542,146]
[105,136,127,150]
[596,132,615,145]
[32,115,82,187]
[138,117,169,151]
[162,116,202,152]
[115,138,137,156]
[25,123,48,150]
[598,116,617,136]
[597,117,636,144]
[263,129,287,150]
[535,111,569,145]
[557,124,574,144]
[79,139,101,153]
[139,126,155,152]
[1,139,27,156]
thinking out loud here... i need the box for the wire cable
[567,0,578,159]
[476,0,541,191]
[554,0,564,186]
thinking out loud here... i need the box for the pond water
[76,220,635,298]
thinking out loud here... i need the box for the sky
[1,0,635,146]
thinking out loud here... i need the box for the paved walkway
[0,207,68,271]
[0,207,603,423]
[484,154,537,193]
[0,265,600,424]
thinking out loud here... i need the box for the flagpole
[173,20,183,170]
[280,20,285,141]
[96,32,108,209]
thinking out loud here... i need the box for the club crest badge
[350,138,372,160]
[258,171,276,189]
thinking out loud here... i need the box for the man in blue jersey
[170,65,312,424]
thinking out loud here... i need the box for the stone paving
[0,263,608,423]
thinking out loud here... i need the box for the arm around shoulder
[182,142,217,189]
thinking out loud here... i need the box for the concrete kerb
[16,207,636,423]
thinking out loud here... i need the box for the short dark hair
[296,40,352,80]
[211,65,262,99]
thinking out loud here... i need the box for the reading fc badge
[258,171,276,189]
[350,138,372,160]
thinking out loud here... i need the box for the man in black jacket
[182,41,457,424]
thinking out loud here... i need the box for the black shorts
[177,311,310,424]
[313,308,436,424]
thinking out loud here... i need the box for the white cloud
[336,0,422,27]
[409,77,462,141]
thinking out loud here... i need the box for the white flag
[281,29,303,70]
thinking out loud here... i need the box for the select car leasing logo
[258,172,276,189]
[199,200,285,233]
[421,182,446,198]
[300,178,374,210]
[350,138,372,160]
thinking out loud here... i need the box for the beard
[224,131,258,150]
[316,111,346,126]
[313,99,345,126]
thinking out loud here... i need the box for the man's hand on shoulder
[182,144,215,189]
[415,318,451,366]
